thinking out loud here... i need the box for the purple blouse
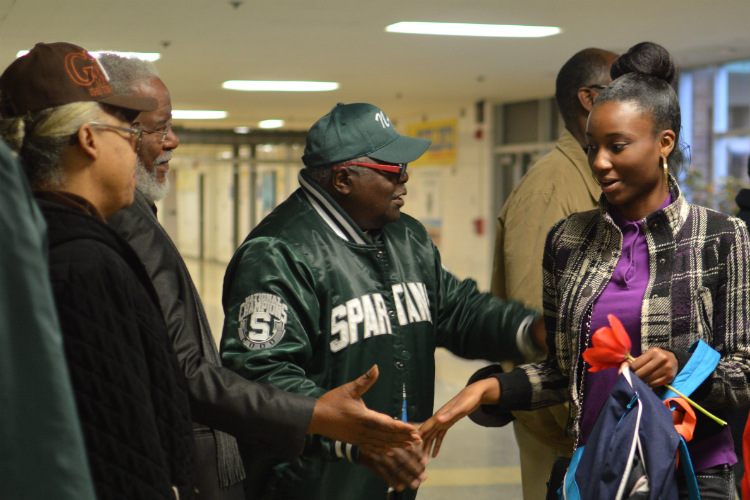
[578,195,736,471]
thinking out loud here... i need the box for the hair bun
[610,42,676,85]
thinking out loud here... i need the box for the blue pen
[401,384,408,421]
[387,384,408,499]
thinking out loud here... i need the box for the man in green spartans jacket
[221,102,546,500]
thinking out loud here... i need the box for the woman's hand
[620,347,678,388]
[419,377,501,458]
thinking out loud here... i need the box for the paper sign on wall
[406,118,457,166]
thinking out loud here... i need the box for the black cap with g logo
[0,42,157,118]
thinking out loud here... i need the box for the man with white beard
[101,54,422,500]
[135,147,172,202]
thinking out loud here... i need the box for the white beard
[135,152,172,204]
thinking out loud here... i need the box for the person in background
[422,41,750,500]
[491,47,618,500]
[99,54,421,500]
[735,157,750,225]
[0,138,96,500]
[0,42,195,500]
[220,102,547,500]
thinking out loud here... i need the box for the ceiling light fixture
[16,50,161,61]
[385,22,561,38]
[222,81,339,92]
[234,126,251,134]
[259,119,284,129]
[172,110,227,120]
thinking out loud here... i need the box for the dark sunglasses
[333,162,407,178]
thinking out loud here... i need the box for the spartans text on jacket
[330,282,432,352]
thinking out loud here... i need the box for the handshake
[314,364,488,493]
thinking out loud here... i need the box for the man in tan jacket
[491,48,618,500]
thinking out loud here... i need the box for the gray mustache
[154,152,174,166]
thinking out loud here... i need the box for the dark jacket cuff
[663,348,692,374]
[260,392,316,460]
[285,393,317,459]
[467,365,511,426]
[466,365,532,427]
[495,368,534,412]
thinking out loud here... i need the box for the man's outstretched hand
[359,444,428,492]
[308,365,421,453]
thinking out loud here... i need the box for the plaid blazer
[494,178,750,440]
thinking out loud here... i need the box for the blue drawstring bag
[560,340,720,500]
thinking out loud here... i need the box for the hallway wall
[166,102,498,290]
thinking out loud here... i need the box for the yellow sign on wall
[406,118,457,166]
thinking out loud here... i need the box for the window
[680,61,750,183]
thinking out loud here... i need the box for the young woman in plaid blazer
[422,42,750,499]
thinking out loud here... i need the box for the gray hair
[305,156,372,186]
[97,53,160,94]
[0,101,123,188]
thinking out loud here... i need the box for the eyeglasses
[88,122,143,151]
[140,119,172,144]
[587,84,608,91]
[333,162,407,178]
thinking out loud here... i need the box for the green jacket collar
[298,169,372,245]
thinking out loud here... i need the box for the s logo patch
[238,293,288,350]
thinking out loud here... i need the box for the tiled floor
[185,257,525,500]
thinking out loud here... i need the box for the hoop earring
[663,157,669,187]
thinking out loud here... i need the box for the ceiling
[2,0,750,131]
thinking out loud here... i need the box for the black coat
[108,191,315,467]
[38,197,195,500]
[736,188,750,227]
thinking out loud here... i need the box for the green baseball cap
[302,103,431,168]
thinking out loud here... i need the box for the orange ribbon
[664,397,697,468]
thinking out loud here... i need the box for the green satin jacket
[220,170,536,500]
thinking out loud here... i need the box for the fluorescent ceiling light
[259,119,284,129]
[223,80,339,92]
[172,110,227,120]
[16,50,160,61]
[234,126,251,134]
[385,22,561,38]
